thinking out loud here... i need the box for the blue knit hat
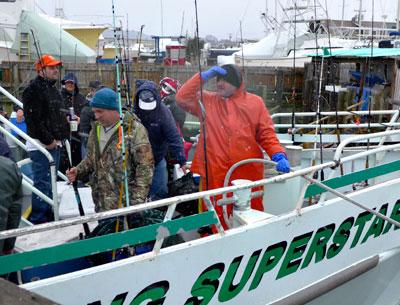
[90,88,119,110]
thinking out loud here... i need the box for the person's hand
[45,140,58,150]
[200,66,227,82]
[181,164,188,174]
[271,152,290,173]
[66,167,78,183]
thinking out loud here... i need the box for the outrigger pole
[312,0,325,181]
[112,0,130,209]
[322,0,344,176]
[194,0,210,190]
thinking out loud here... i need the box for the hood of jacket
[133,80,161,114]
[62,72,80,95]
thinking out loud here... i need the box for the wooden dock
[0,278,60,305]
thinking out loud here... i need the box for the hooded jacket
[176,73,285,224]
[23,75,69,145]
[134,80,186,166]
[60,72,88,117]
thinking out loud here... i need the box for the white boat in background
[218,0,400,68]
[1,77,400,303]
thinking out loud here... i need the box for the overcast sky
[35,0,398,40]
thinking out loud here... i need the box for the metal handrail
[333,129,400,161]
[3,132,400,240]
[0,113,59,220]
[271,110,399,119]
[272,110,400,131]
[274,123,400,129]
[184,110,400,131]
[0,85,23,109]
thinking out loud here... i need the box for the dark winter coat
[134,80,186,166]
[22,75,69,145]
[162,94,186,132]
[0,156,22,255]
[60,74,88,166]
[0,136,12,160]
[79,104,95,135]
[60,74,88,117]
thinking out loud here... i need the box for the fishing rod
[115,25,128,106]
[239,21,245,80]
[65,140,90,236]
[59,22,62,86]
[194,0,209,190]
[290,0,297,144]
[30,29,45,77]
[322,0,344,176]
[364,0,375,186]
[120,20,132,109]
[312,0,324,181]
[112,0,130,211]
[125,16,132,108]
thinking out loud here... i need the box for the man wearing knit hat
[176,64,290,229]
[66,88,154,214]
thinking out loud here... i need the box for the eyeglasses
[161,83,174,95]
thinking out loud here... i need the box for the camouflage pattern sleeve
[76,129,96,180]
[128,120,154,205]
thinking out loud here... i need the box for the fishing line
[364,0,375,186]
[119,20,131,109]
[125,16,132,109]
[112,0,130,209]
[312,0,324,181]
[194,0,209,190]
[290,0,297,143]
[323,0,344,176]
[239,21,245,80]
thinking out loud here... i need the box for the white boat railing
[272,110,400,128]
[185,110,400,143]
[333,129,400,161]
[1,130,400,241]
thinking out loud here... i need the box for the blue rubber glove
[200,66,227,82]
[271,152,290,173]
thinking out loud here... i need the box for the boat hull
[21,178,400,305]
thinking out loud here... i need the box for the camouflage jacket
[76,111,154,212]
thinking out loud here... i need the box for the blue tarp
[349,71,384,86]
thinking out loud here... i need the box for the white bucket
[231,179,252,210]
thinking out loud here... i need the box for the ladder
[18,32,31,62]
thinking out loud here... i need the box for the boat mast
[265,0,268,33]
[397,0,400,31]
[341,0,345,28]
[356,0,364,41]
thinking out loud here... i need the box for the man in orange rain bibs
[176,64,290,229]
